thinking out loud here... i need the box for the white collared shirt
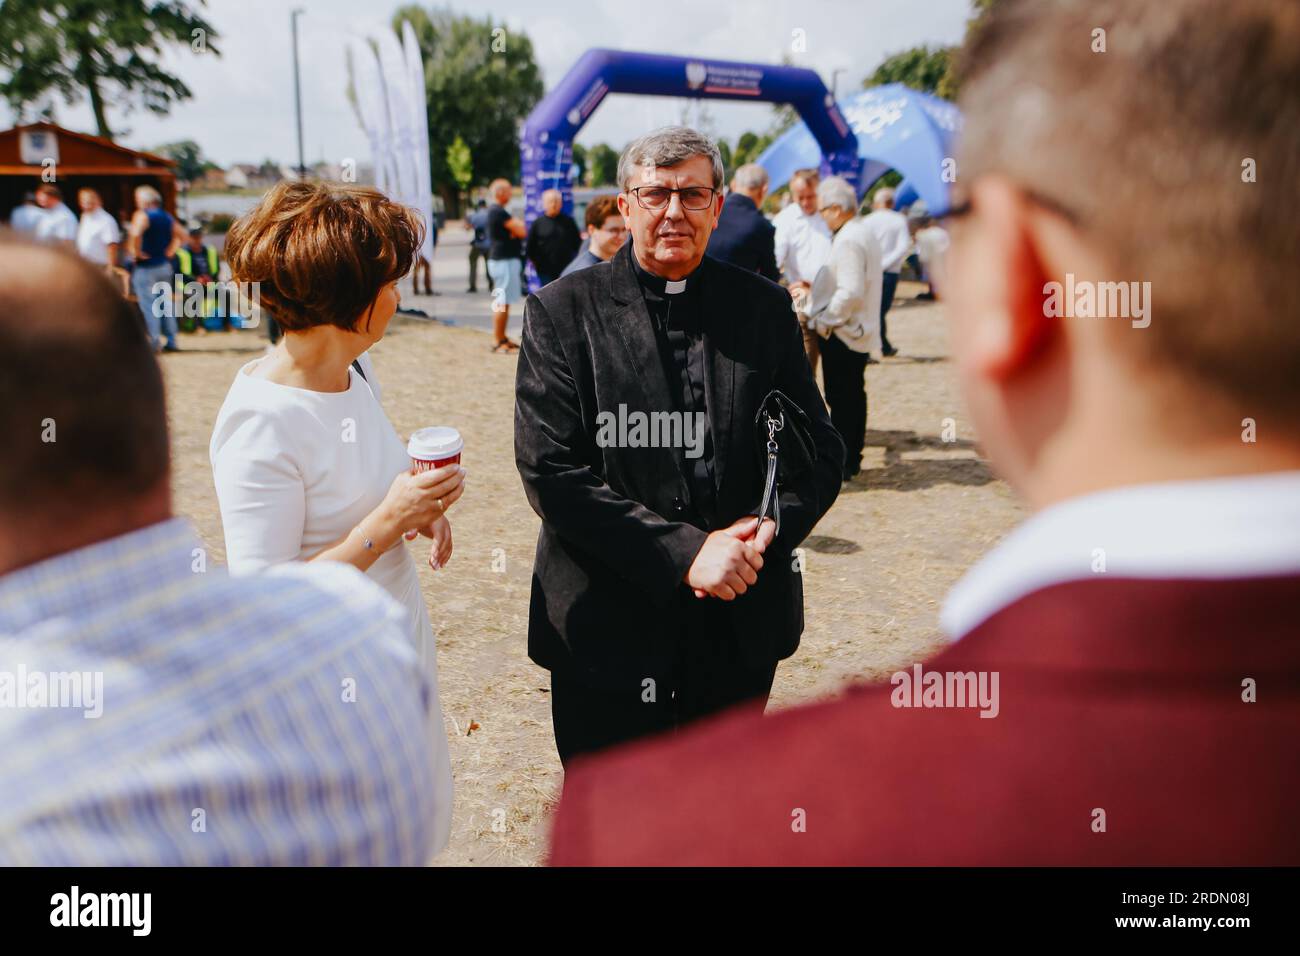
[941,470,1300,639]
[33,202,78,243]
[75,207,122,264]
[773,202,832,286]
[862,208,911,273]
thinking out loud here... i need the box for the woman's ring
[438,498,444,512]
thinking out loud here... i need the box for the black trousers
[880,271,899,353]
[820,333,870,478]
[549,594,778,767]
[468,245,491,291]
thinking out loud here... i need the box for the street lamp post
[291,9,306,179]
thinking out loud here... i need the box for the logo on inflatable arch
[844,95,908,142]
[685,62,707,90]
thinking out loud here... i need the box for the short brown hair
[957,0,1300,422]
[35,184,62,202]
[585,195,621,231]
[0,232,168,516]
[224,180,424,333]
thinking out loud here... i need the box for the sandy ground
[163,234,1023,866]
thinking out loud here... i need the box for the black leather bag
[752,389,817,536]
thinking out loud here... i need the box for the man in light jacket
[808,176,883,481]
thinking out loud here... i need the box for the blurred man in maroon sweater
[548,0,1300,866]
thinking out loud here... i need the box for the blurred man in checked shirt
[0,236,445,865]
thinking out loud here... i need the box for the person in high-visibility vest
[174,224,225,331]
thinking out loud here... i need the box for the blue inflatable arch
[520,49,863,228]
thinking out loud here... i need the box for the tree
[587,143,619,187]
[865,46,954,97]
[446,134,473,198]
[731,131,773,169]
[716,139,733,177]
[153,139,207,182]
[570,142,588,187]
[0,0,220,141]
[395,6,544,218]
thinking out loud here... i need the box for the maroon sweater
[549,576,1300,865]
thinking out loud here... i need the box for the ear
[712,190,725,227]
[616,192,632,222]
[965,176,1057,380]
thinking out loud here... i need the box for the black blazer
[705,192,780,282]
[514,242,844,687]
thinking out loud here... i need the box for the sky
[2,0,973,167]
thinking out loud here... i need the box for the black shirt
[486,204,522,260]
[526,212,582,280]
[631,255,717,527]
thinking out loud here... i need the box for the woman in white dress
[209,181,464,853]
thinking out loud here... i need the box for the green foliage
[446,134,473,193]
[570,143,587,187]
[0,0,220,140]
[587,143,619,187]
[728,131,774,172]
[152,139,206,182]
[866,46,953,97]
[394,5,544,205]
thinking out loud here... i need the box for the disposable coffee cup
[408,426,463,473]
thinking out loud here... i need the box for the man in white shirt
[74,188,121,267]
[862,186,911,356]
[773,168,833,375]
[809,176,883,481]
[32,185,79,244]
[913,216,950,298]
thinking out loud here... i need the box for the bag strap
[756,407,783,536]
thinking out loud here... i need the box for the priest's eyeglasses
[628,186,717,211]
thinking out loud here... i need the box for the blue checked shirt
[0,518,442,865]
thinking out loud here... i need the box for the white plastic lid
[407,426,463,460]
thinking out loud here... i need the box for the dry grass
[163,282,1023,866]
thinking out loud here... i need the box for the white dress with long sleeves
[209,353,453,853]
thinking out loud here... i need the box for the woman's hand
[371,464,466,548]
[422,516,453,570]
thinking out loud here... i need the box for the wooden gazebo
[0,122,177,225]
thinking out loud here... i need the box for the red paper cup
[408,426,463,473]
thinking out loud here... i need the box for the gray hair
[134,185,162,208]
[732,163,769,192]
[541,188,563,204]
[872,186,897,209]
[817,176,858,215]
[617,126,724,192]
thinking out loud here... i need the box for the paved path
[402,225,525,341]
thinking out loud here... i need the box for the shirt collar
[941,471,1300,640]
[0,518,203,632]
[631,252,700,299]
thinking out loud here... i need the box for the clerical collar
[631,254,698,297]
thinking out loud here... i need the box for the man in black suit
[515,127,844,765]
[705,163,780,282]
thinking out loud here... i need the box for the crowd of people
[0,0,1296,867]
[6,182,232,351]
